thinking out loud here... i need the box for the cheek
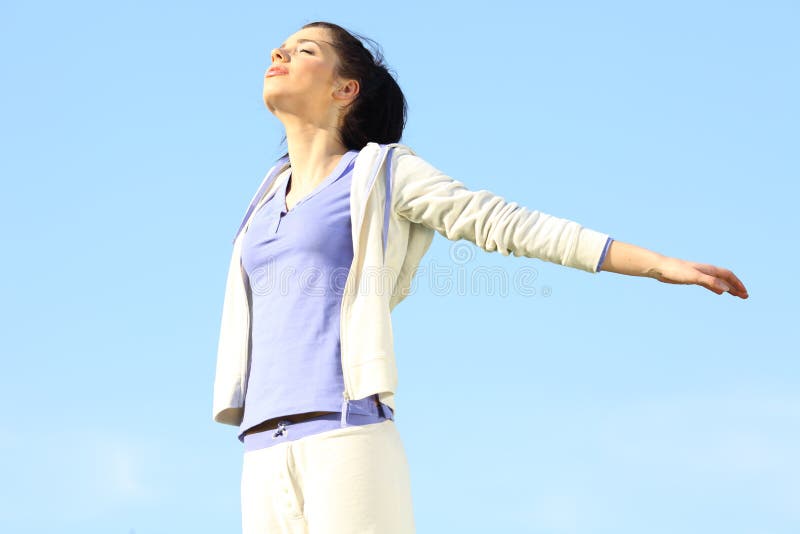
[301,62,336,88]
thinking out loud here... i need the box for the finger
[699,274,728,295]
[727,271,748,296]
[725,275,748,297]
[716,267,748,298]
[694,263,721,278]
[698,264,749,298]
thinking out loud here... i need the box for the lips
[265,66,288,77]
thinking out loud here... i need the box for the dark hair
[275,21,407,160]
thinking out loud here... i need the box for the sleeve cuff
[596,237,614,272]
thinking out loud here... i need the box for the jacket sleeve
[391,147,611,273]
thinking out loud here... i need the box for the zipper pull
[272,420,289,439]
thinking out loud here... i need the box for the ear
[333,79,360,104]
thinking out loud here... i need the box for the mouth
[265,67,288,78]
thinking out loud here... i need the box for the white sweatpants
[240,419,416,533]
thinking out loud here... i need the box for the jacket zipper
[340,145,391,427]
[240,254,251,405]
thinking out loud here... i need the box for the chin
[263,92,278,113]
[263,93,305,117]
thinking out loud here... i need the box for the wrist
[644,253,672,280]
[602,240,667,278]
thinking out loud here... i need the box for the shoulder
[353,143,426,181]
[356,142,418,159]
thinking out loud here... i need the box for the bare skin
[599,240,748,299]
[263,26,359,212]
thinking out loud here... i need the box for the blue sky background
[1,1,797,533]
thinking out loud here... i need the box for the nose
[271,47,287,63]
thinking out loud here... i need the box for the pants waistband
[243,410,393,452]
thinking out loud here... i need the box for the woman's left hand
[647,256,749,298]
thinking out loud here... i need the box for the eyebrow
[279,38,326,49]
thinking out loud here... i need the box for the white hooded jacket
[212,142,611,426]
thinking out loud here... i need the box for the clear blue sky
[1,1,798,533]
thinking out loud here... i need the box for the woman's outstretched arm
[598,240,749,299]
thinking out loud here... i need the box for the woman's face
[263,26,352,122]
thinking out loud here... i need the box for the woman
[213,21,749,534]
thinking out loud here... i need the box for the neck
[279,112,349,192]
